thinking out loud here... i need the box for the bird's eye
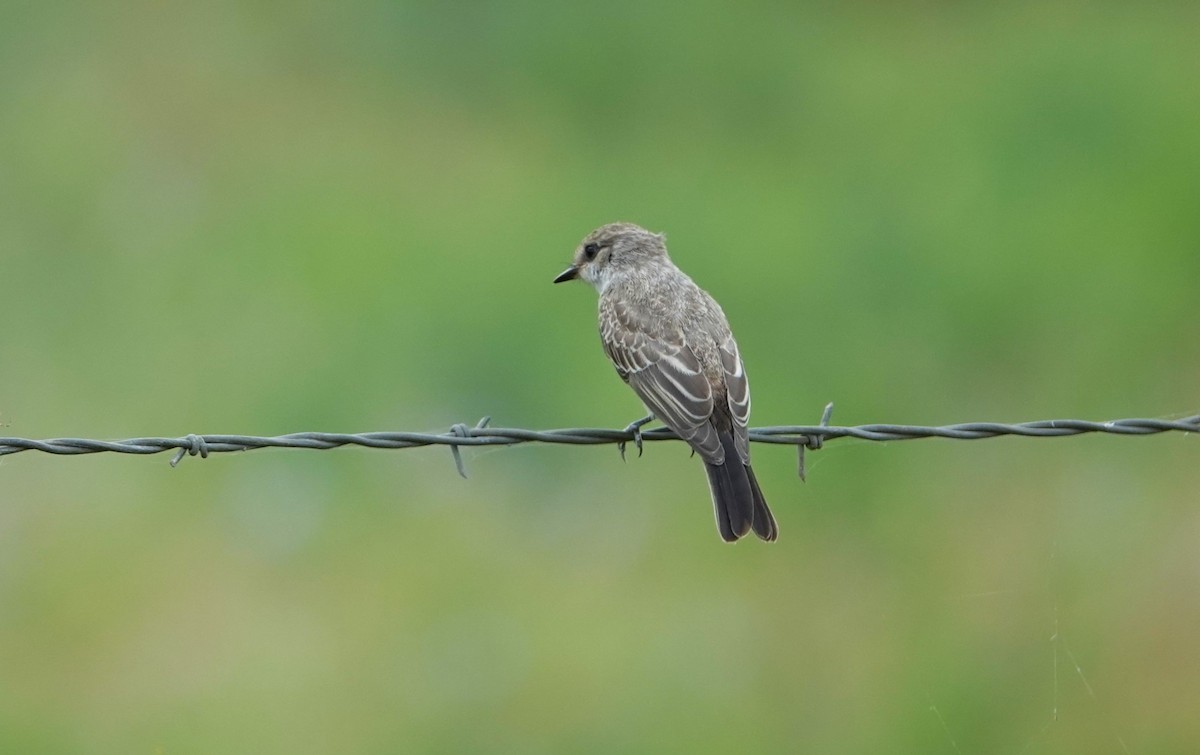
[584,243,599,260]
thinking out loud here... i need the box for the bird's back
[600,260,732,383]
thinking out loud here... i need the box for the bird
[553,222,778,542]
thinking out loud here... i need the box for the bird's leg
[619,414,656,462]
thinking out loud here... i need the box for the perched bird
[553,223,777,542]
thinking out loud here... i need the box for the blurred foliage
[1,1,1198,752]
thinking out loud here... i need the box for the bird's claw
[619,415,654,462]
[620,424,644,461]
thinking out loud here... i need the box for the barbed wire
[1,405,1196,479]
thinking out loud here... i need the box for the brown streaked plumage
[553,222,777,542]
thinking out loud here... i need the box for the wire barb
[448,423,470,478]
[0,412,1196,468]
[445,417,492,479]
[797,402,835,482]
[169,434,210,468]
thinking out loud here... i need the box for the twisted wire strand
[1,410,1196,476]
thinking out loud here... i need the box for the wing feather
[718,334,752,463]
[600,298,722,463]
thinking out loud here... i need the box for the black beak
[553,265,579,284]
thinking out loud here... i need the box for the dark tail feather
[703,432,756,542]
[745,464,778,542]
[704,461,748,541]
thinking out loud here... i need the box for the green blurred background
[2,2,1198,752]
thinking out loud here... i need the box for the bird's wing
[600,298,723,464]
[718,333,752,464]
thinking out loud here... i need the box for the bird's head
[553,222,668,292]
